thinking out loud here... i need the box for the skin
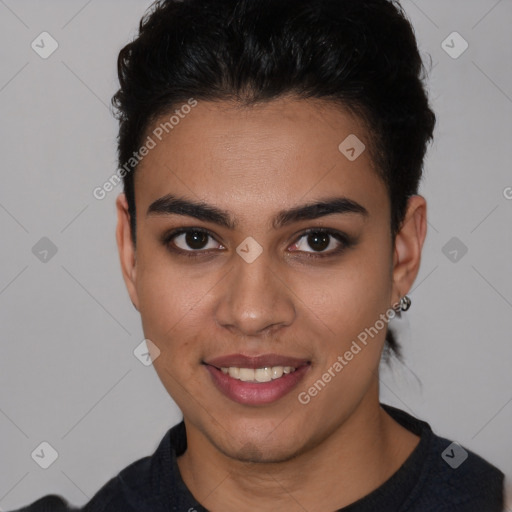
[116,96,427,512]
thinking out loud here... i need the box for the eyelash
[161,227,354,260]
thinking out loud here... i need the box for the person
[11,0,505,510]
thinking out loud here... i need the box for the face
[116,96,425,463]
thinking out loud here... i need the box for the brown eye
[161,227,353,260]
[167,229,221,252]
[290,229,351,256]
[183,231,210,250]
[306,232,331,252]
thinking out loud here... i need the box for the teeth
[271,366,283,379]
[255,367,272,382]
[222,366,297,382]
[228,367,240,379]
[239,368,255,381]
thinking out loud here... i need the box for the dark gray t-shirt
[10,403,504,512]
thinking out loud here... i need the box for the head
[113,0,435,462]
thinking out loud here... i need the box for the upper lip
[204,353,311,369]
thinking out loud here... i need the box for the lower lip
[204,364,310,406]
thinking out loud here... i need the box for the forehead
[134,97,388,220]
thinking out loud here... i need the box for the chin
[225,439,304,465]
[210,419,311,464]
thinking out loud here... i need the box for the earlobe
[391,195,427,305]
[115,193,139,311]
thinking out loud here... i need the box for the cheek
[136,260,208,404]
[295,246,392,342]
[134,249,209,360]
[295,251,393,405]
[294,266,392,417]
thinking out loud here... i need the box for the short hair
[111,0,437,359]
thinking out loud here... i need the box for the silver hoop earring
[399,295,411,311]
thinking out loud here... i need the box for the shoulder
[7,427,175,512]
[416,432,504,511]
[6,494,78,511]
[8,458,155,512]
[5,472,141,512]
[381,404,504,511]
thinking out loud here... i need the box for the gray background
[0,0,511,509]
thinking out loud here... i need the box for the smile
[219,366,297,382]
[204,362,310,406]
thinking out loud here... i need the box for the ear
[116,193,139,311]
[391,195,427,305]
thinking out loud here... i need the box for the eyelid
[160,227,222,255]
[161,226,354,258]
[289,227,352,257]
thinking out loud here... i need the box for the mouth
[218,365,298,383]
[202,354,311,405]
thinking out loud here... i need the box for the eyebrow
[146,193,368,230]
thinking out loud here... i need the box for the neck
[177,385,420,512]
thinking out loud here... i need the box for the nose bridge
[215,249,295,336]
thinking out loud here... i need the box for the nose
[214,250,296,338]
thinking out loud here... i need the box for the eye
[164,228,223,254]
[288,228,351,257]
[162,227,353,259]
